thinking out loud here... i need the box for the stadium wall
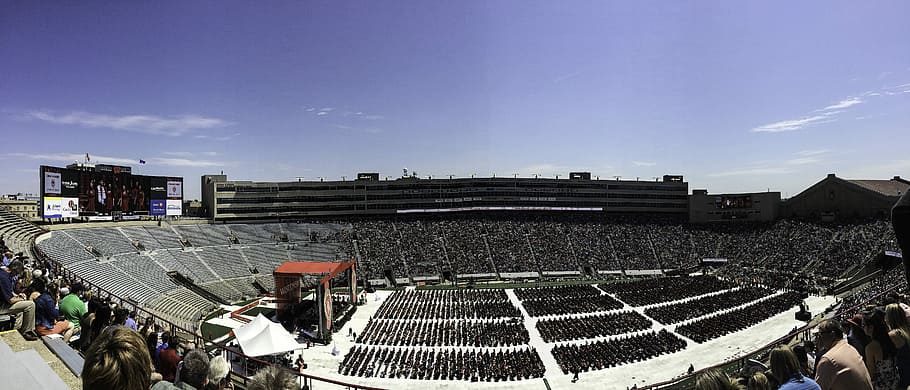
[202,174,689,221]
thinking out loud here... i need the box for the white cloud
[786,157,821,166]
[152,157,223,167]
[8,152,225,168]
[707,167,793,177]
[752,115,833,133]
[632,161,656,167]
[162,151,219,157]
[794,149,829,157]
[709,150,827,177]
[316,111,328,116]
[24,110,229,136]
[820,97,862,111]
[10,152,137,165]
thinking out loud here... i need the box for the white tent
[233,314,303,357]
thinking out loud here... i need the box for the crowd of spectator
[339,346,545,382]
[600,275,737,307]
[644,286,773,325]
[551,329,687,374]
[357,318,530,347]
[372,289,521,320]
[536,310,653,342]
[676,291,803,343]
[349,216,898,282]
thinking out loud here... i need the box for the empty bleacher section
[36,222,353,329]
[0,208,45,257]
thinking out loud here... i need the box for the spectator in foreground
[58,282,86,335]
[862,308,899,390]
[745,371,771,390]
[695,368,743,390]
[814,319,873,390]
[204,356,233,390]
[768,345,821,390]
[885,303,910,389]
[0,260,38,341]
[153,349,210,390]
[247,365,298,390]
[31,280,75,342]
[82,326,152,390]
[158,334,182,383]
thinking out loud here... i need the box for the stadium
[4,3,910,390]
[1,161,908,390]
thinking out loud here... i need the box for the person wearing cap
[0,260,38,341]
[814,319,873,390]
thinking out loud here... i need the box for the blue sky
[2,1,909,200]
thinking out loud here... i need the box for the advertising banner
[61,197,79,218]
[43,197,62,218]
[150,199,167,216]
[44,172,61,195]
[167,180,182,198]
[61,170,80,197]
[323,281,333,332]
[350,266,357,304]
[166,199,182,216]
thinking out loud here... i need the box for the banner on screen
[43,197,62,218]
[44,172,61,195]
[166,199,182,216]
[62,197,79,218]
[167,181,182,198]
[150,200,166,216]
[40,165,182,217]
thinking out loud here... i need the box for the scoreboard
[40,164,183,219]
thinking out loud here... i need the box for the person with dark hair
[246,365,297,390]
[59,281,86,334]
[0,259,38,341]
[846,314,870,361]
[791,344,814,378]
[769,345,821,390]
[31,279,74,342]
[82,326,153,390]
[863,308,899,390]
[159,334,182,383]
[814,319,873,390]
[153,349,210,390]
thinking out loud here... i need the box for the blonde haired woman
[695,368,743,390]
[885,303,910,389]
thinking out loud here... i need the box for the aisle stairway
[0,336,70,389]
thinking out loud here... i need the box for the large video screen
[40,165,183,218]
[714,195,753,209]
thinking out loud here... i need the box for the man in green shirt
[58,282,87,331]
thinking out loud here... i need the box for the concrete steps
[0,336,70,390]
